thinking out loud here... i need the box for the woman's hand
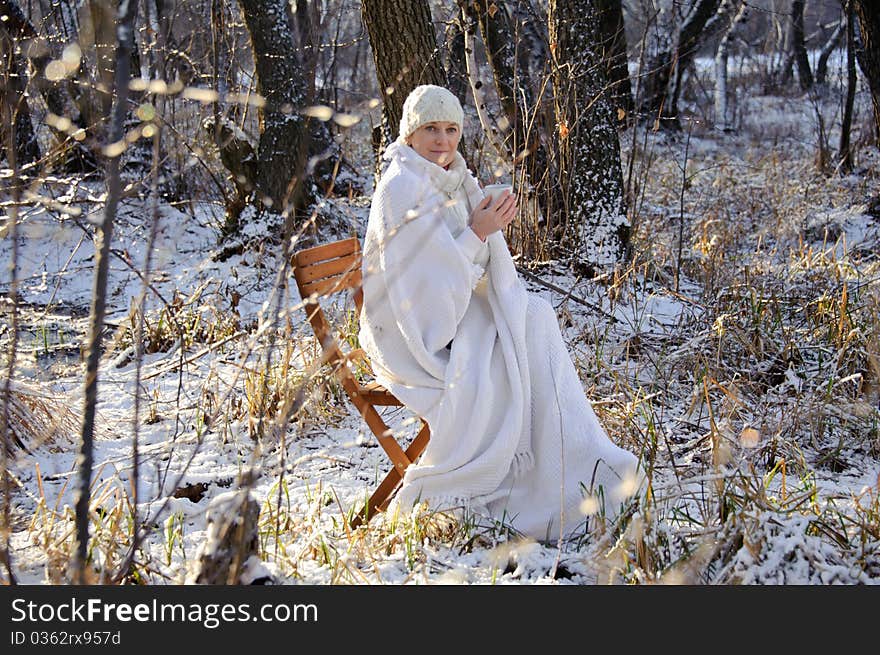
[469,190,517,241]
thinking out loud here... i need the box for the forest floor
[2,86,880,584]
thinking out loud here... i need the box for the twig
[141,330,247,381]
[515,265,616,321]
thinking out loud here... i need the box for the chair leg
[350,466,403,530]
[350,422,430,529]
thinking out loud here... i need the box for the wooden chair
[292,237,430,528]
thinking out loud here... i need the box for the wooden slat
[294,238,359,267]
[295,253,360,284]
[357,382,403,406]
[298,269,361,298]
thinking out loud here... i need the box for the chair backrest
[292,237,363,367]
[292,238,430,526]
[292,236,363,305]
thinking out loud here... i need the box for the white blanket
[359,141,641,540]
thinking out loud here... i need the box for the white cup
[483,183,513,206]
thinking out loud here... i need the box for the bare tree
[816,12,846,85]
[22,0,113,172]
[235,0,314,223]
[714,0,748,132]
[72,0,139,585]
[0,10,40,165]
[469,1,522,142]
[466,1,551,174]
[839,0,856,172]
[87,0,118,125]
[444,14,469,105]
[457,0,561,259]
[549,0,629,272]
[854,0,880,143]
[0,5,24,584]
[595,0,633,118]
[784,0,814,90]
[509,0,552,109]
[361,0,447,146]
[640,0,721,126]
[0,0,64,115]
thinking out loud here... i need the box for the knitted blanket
[359,142,641,539]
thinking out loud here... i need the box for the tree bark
[444,15,469,109]
[236,0,312,220]
[641,0,721,125]
[791,0,814,90]
[361,0,447,144]
[595,0,633,118]
[839,0,856,172]
[470,0,521,138]
[509,0,551,107]
[466,0,556,250]
[292,0,339,196]
[72,0,139,585]
[549,0,629,272]
[468,1,550,168]
[854,0,880,143]
[0,27,40,165]
[0,0,69,117]
[782,0,813,91]
[88,0,117,121]
[714,0,747,132]
[816,14,846,85]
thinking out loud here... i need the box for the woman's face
[406,121,461,167]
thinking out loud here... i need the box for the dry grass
[5,97,880,586]
[1,380,81,456]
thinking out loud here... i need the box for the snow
[3,57,880,586]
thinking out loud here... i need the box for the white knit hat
[398,85,464,141]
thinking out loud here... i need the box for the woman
[359,85,641,541]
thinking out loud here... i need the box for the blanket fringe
[407,494,471,516]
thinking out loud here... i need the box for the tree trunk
[595,0,634,118]
[640,3,676,121]
[0,27,40,165]
[0,1,24,583]
[509,0,551,107]
[854,0,880,143]
[88,0,117,122]
[470,0,521,139]
[0,0,70,117]
[444,16,469,110]
[12,0,100,173]
[467,0,556,253]
[714,0,747,132]
[292,0,339,196]
[816,14,845,85]
[549,0,629,272]
[72,0,139,585]
[361,0,447,145]
[641,0,722,125]
[783,0,813,91]
[236,0,312,220]
[468,1,550,169]
[839,0,856,172]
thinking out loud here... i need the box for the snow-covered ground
[2,84,879,585]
